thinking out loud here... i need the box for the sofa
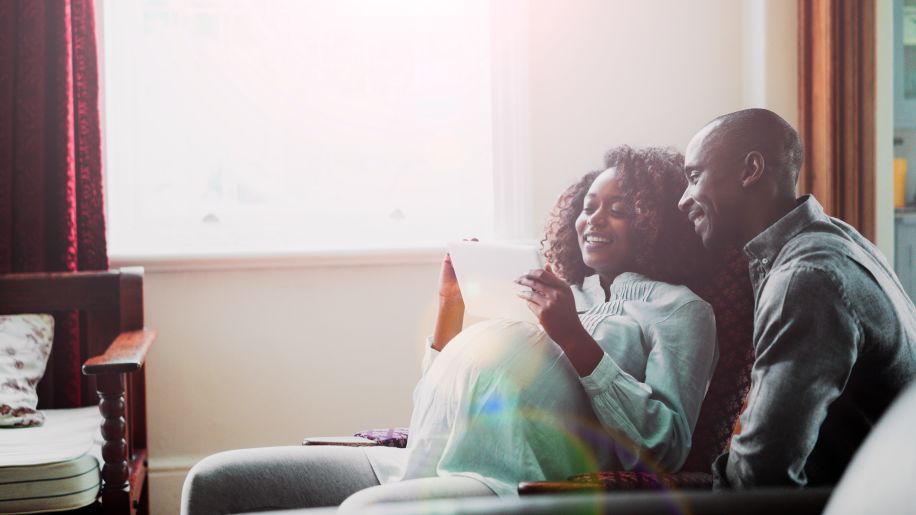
[256,378,916,514]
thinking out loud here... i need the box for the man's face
[678,124,745,248]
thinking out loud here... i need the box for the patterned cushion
[0,314,55,427]
[354,427,409,448]
[568,470,713,490]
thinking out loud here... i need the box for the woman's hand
[437,252,464,305]
[515,264,582,342]
[516,264,602,376]
[432,238,476,352]
[438,237,478,304]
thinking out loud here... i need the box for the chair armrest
[82,329,157,375]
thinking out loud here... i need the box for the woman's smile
[574,167,636,282]
[582,232,615,250]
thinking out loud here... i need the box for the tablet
[446,241,545,323]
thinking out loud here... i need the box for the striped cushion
[0,455,100,513]
[0,407,102,513]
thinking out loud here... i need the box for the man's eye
[688,171,701,183]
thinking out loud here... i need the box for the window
[100,0,526,258]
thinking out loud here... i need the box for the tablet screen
[446,241,545,323]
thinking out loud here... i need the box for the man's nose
[677,188,693,213]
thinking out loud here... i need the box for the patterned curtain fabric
[797,0,876,241]
[0,0,107,408]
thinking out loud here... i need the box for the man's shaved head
[702,108,804,194]
[680,109,805,248]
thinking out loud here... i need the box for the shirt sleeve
[719,266,861,488]
[421,336,439,376]
[579,299,718,471]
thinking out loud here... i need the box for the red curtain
[0,0,107,408]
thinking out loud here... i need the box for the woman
[181,146,717,514]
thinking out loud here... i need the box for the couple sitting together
[182,109,916,514]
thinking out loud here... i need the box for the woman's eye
[610,203,631,216]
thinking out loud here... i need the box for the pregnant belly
[403,319,605,485]
[424,319,564,391]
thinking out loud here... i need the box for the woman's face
[575,167,636,282]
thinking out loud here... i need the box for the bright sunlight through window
[101,0,495,257]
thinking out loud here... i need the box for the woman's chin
[581,255,602,272]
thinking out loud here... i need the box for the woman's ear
[633,199,646,216]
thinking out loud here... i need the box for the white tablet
[446,241,545,323]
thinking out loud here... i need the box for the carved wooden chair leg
[98,373,131,514]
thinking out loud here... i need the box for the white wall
[144,261,443,512]
[526,0,797,224]
[142,1,798,512]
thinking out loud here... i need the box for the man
[678,108,916,488]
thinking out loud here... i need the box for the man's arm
[720,266,861,488]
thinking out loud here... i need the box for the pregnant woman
[181,145,718,514]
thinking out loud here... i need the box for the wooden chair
[0,268,155,515]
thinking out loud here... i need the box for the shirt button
[761,258,769,265]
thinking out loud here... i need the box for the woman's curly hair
[541,145,708,288]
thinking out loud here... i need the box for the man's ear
[740,151,765,188]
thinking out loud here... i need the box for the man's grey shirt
[713,195,916,488]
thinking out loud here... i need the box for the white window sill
[110,247,445,273]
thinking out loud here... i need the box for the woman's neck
[598,273,618,302]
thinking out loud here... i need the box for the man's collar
[743,195,827,263]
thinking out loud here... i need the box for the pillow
[354,427,409,448]
[0,314,54,427]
